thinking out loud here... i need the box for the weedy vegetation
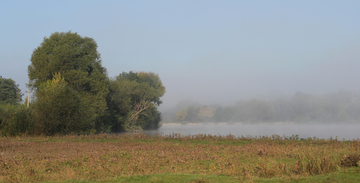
[0,133,359,182]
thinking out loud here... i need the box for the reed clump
[0,133,359,182]
[341,154,360,167]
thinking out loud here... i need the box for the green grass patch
[56,174,242,183]
[255,167,360,183]
[53,168,360,183]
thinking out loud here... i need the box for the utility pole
[26,90,30,108]
[27,90,30,108]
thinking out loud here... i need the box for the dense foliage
[1,31,165,136]
[0,77,23,105]
[0,78,27,135]
[170,90,360,124]
[32,73,95,135]
[0,104,32,136]
[102,71,165,132]
[28,32,109,126]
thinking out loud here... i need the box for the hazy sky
[1,1,360,109]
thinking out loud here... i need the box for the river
[140,123,360,140]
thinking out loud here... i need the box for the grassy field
[0,133,359,182]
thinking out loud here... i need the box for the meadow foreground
[0,133,359,182]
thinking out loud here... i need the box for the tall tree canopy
[0,77,23,105]
[28,32,109,127]
[103,71,165,131]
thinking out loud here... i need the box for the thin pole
[27,90,30,108]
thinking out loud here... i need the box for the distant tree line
[0,31,165,136]
[169,90,360,124]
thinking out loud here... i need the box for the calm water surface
[141,124,360,140]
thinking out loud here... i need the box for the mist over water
[141,124,360,140]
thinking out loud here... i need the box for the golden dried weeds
[0,133,359,182]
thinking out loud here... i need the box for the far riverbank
[153,123,360,140]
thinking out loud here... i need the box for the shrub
[0,104,33,136]
[32,73,95,135]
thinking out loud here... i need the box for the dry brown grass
[0,133,359,182]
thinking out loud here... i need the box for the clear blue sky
[1,0,360,109]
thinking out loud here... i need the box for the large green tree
[103,71,165,132]
[0,77,23,105]
[28,32,109,132]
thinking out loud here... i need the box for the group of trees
[175,105,216,122]
[0,31,165,136]
[170,90,360,124]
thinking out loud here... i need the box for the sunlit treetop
[28,31,109,118]
[28,31,107,93]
